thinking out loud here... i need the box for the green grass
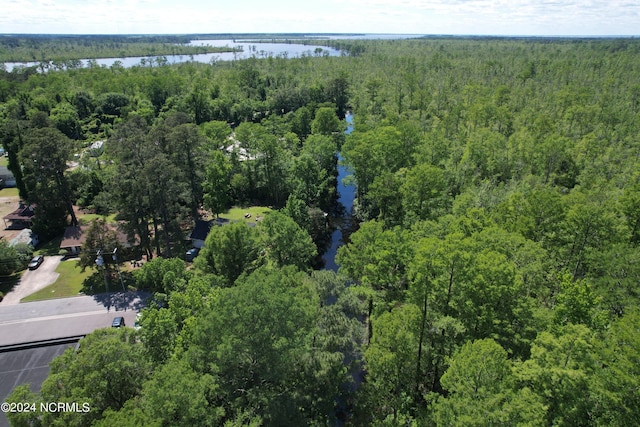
[218,206,272,222]
[0,187,19,197]
[21,260,92,302]
[78,213,118,225]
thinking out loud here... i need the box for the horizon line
[0,33,638,39]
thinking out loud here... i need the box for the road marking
[0,310,113,326]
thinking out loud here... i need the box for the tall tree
[203,150,231,218]
[7,328,150,427]
[431,339,546,426]
[19,127,78,236]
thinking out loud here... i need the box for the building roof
[59,225,87,249]
[3,203,35,222]
[189,218,231,242]
[189,219,213,242]
[59,223,136,250]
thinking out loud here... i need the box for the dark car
[28,255,44,270]
[185,247,200,262]
[111,316,125,328]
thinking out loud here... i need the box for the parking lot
[0,342,77,427]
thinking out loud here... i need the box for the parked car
[185,247,200,262]
[111,316,125,328]
[28,255,44,270]
[134,313,142,330]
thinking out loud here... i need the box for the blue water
[322,112,355,272]
[2,34,423,72]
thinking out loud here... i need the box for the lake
[2,34,423,72]
[1,40,340,72]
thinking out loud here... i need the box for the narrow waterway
[322,112,356,272]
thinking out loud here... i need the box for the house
[189,219,213,249]
[60,223,136,255]
[59,225,86,254]
[3,202,35,229]
[189,218,229,248]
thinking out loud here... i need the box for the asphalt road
[0,342,77,427]
[0,292,149,347]
[0,292,149,427]
[0,256,62,306]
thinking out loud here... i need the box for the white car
[134,313,143,330]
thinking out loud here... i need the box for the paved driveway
[0,256,62,306]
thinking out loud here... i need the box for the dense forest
[3,36,640,426]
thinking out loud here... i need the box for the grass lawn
[218,206,272,222]
[78,213,118,225]
[0,187,19,198]
[21,260,91,302]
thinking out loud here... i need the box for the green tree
[166,122,207,220]
[139,358,222,426]
[590,310,640,425]
[49,101,82,139]
[311,106,342,136]
[19,127,78,237]
[185,266,338,425]
[517,324,596,426]
[133,256,189,294]
[355,304,421,425]
[203,150,231,218]
[325,74,350,119]
[259,211,317,270]
[78,218,121,272]
[0,240,23,275]
[432,339,546,426]
[6,328,150,427]
[138,307,179,364]
[400,163,448,223]
[194,221,261,286]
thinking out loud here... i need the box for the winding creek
[322,112,356,271]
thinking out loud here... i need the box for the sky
[2,0,639,36]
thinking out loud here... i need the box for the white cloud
[1,0,639,35]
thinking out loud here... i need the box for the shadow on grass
[81,270,136,295]
[0,273,20,299]
[35,235,65,256]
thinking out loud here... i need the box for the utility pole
[95,249,109,294]
[112,248,126,293]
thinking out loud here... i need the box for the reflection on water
[322,112,356,272]
[2,39,342,72]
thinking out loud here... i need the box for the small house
[3,202,35,229]
[60,225,86,254]
[189,219,213,249]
